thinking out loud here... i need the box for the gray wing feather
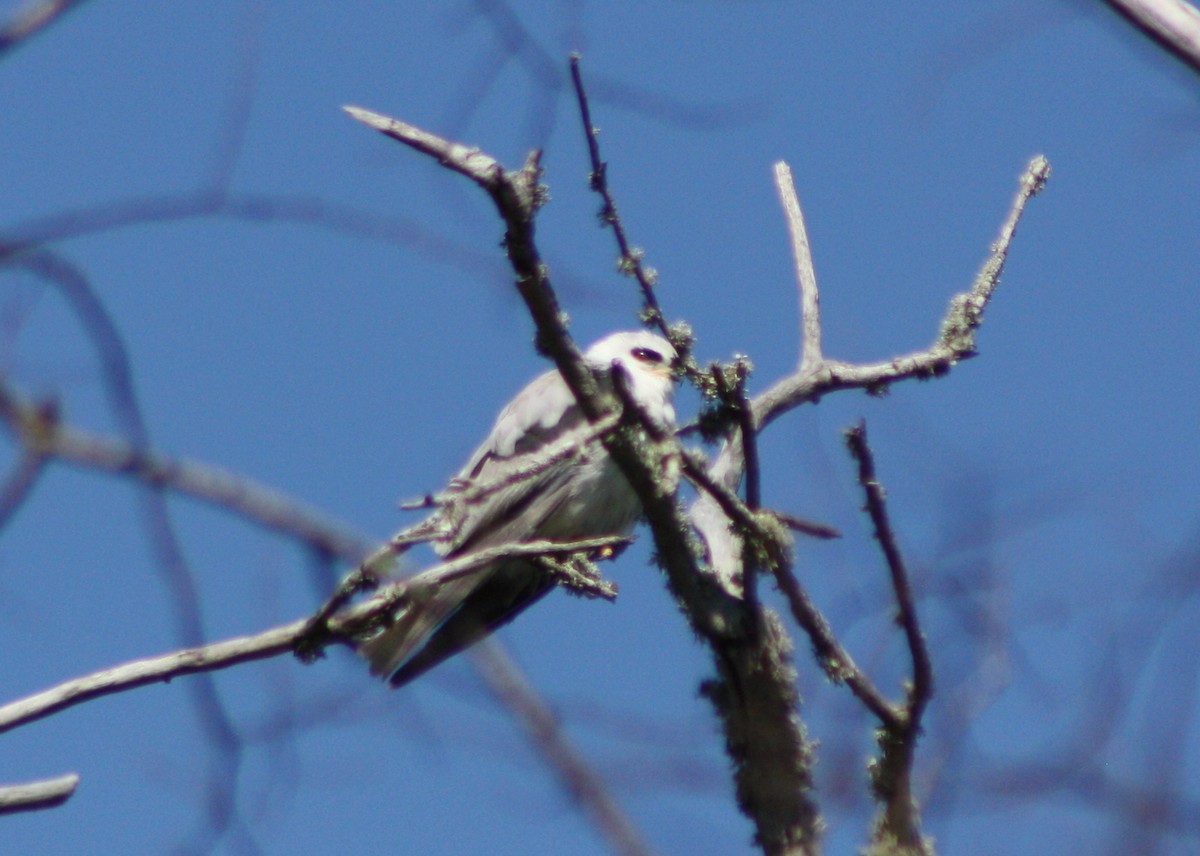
[438,368,588,556]
[458,368,582,478]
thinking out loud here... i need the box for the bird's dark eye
[631,347,663,364]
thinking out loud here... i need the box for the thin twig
[773,511,840,541]
[344,104,600,419]
[769,560,901,725]
[844,421,933,722]
[536,555,619,600]
[773,161,822,371]
[680,447,839,544]
[569,54,669,335]
[678,450,759,541]
[0,620,304,735]
[844,420,933,854]
[751,155,1050,436]
[682,445,899,725]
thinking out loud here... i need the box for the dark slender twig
[680,449,835,548]
[772,512,840,541]
[569,54,705,387]
[769,560,901,724]
[844,420,933,854]
[678,450,757,536]
[845,421,933,722]
[569,54,667,334]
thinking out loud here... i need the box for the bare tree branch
[0,191,504,286]
[0,622,301,736]
[752,155,1050,436]
[845,423,933,723]
[0,379,371,561]
[1,246,253,845]
[345,68,1050,851]
[344,104,600,410]
[773,161,822,372]
[691,152,1046,645]
[0,773,80,815]
[691,156,1048,854]
[0,536,627,736]
[1103,0,1200,77]
[347,100,825,856]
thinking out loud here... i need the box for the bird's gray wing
[360,367,593,684]
[438,367,590,556]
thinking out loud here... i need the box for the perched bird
[359,330,678,686]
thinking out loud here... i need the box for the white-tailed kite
[359,330,678,686]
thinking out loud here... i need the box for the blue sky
[2,2,1199,854]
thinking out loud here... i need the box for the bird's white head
[583,330,678,429]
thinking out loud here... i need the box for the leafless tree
[2,2,1199,855]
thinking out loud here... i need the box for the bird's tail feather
[357,560,554,687]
